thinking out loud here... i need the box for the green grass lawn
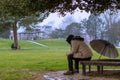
[0,38,120,80]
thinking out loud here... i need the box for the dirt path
[25,70,120,80]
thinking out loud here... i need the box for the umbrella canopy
[90,39,119,59]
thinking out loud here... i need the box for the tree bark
[12,22,19,49]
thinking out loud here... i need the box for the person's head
[72,36,84,41]
[66,34,74,44]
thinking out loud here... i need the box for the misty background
[1,9,120,46]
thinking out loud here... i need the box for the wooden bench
[80,59,120,75]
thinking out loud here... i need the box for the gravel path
[25,70,120,80]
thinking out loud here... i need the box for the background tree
[50,22,83,38]
[100,10,120,44]
[0,1,48,49]
[115,20,120,41]
[107,20,120,45]
[81,14,105,40]
[18,16,39,31]
[64,22,83,36]
[50,29,65,38]
[41,25,53,38]
[18,13,48,30]
[0,0,31,49]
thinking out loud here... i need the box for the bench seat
[80,59,120,75]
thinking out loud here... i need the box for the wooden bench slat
[80,59,120,75]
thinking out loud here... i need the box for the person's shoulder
[72,36,84,41]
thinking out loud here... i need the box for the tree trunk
[12,22,19,49]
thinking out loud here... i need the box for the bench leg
[97,66,104,74]
[89,65,91,72]
[97,66,101,74]
[101,66,103,73]
[82,64,86,75]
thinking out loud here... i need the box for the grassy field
[0,38,120,80]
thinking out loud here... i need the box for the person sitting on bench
[63,35,93,75]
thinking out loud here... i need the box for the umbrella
[90,39,119,59]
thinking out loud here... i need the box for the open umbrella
[90,39,119,59]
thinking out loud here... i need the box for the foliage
[18,13,49,30]
[0,0,120,29]
[1,0,120,18]
[16,0,120,14]
[0,16,13,34]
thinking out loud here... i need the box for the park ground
[23,69,120,80]
[0,39,120,80]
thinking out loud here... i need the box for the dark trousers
[67,54,91,71]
